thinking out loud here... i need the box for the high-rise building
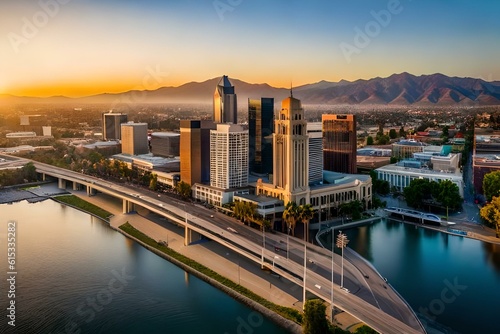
[248,98,274,175]
[121,122,148,155]
[180,120,216,186]
[150,132,180,157]
[213,75,237,124]
[256,96,372,239]
[307,122,323,184]
[103,112,128,140]
[210,124,248,189]
[257,94,309,205]
[323,114,357,174]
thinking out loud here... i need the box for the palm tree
[298,204,314,242]
[282,202,299,235]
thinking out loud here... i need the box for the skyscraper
[121,122,148,155]
[180,120,216,186]
[248,98,274,175]
[307,122,323,184]
[210,124,248,189]
[323,114,357,174]
[270,94,309,205]
[213,75,237,124]
[102,112,128,140]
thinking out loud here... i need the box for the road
[4,155,425,334]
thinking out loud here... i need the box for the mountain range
[2,72,500,106]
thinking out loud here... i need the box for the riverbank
[61,188,305,333]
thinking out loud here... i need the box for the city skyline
[1,0,500,97]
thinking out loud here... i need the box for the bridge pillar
[184,225,191,246]
[72,181,79,191]
[184,225,201,246]
[58,178,66,189]
[42,173,46,181]
[86,186,96,196]
[122,199,134,214]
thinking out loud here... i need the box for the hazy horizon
[2,0,499,97]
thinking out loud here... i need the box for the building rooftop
[151,132,180,138]
[393,139,428,147]
[234,193,283,205]
[376,163,462,177]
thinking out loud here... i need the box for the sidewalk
[69,191,304,313]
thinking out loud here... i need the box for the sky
[1,0,499,97]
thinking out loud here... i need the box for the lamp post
[261,225,266,268]
[287,226,291,260]
[331,226,335,319]
[302,223,307,310]
[336,230,349,289]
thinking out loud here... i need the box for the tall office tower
[307,122,323,184]
[210,124,249,189]
[121,122,149,155]
[272,94,309,204]
[180,120,216,186]
[213,75,237,124]
[103,112,128,140]
[323,114,357,174]
[248,98,274,175]
[150,132,180,157]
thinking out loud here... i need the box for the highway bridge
[2,155,426,334]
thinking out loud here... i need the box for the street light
[331,226,335,320]
[336,230,349,289]
[227,252,240,285]
[261,225,266,268]
[273,255,280,268]
[303,222,307,310]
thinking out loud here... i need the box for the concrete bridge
[28,159,425,334]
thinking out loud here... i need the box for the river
[0,200,289,334]
[321,219,500,334]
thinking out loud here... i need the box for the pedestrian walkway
[71,191,302,310]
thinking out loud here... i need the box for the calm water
[0,200,289,334]
[323,219,500,334]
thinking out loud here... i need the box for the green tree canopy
[366,136,374,145]
[483,171,500,201]
[389,129,398,139]
[282,201,299,235]
[303,299,329,334]
[176,181,192,200]
[434,180,462,220]
[403,178,434,209]
[479,196,500,237]
[298,203,314,242]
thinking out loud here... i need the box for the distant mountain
[2,73,500,105]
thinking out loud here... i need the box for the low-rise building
[375,164,464,197]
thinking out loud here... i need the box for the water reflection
[482,242,500,275]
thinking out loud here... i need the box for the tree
[399,126,406,138]
[434,180,462,220]
[377,135,390,145]
[303,299,329,334]
[298,203,314,242]
[479,196,500,237]
[389,129,398,139]
[21,162,37,182]
[282,202,299,235]
[149,173,158,191]
[176,181,192,200]
[403,178,433,209]
[366,136,374,145]
[483,171,500,202]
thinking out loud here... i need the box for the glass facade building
[248,98,274,175]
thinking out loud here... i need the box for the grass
[55,195,113,221]
[119,222,303,325]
